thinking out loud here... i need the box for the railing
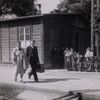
[64,56,100,72]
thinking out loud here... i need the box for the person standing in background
[64,47,71,70]
[84,47,92,71]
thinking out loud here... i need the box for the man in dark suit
[26,40,39,82]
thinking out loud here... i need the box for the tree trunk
[91,0,94,53]
[96,0,100,56]
[97,0,100,11]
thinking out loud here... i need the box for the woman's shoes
[20,79,24,83]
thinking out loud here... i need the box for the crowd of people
[12,40,99,83]
[64,47,98,72]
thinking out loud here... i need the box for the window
[19,27,24,41]
[25,27,30,40]
[19,26,30,41]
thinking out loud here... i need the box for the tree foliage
[51,0,91,22]
[0,0,38,17]
[94,10,100,35]
[69,1,91,21]
[57,0,80,10]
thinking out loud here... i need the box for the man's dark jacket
[26,46,39,65]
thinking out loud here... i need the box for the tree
[0,0,38,17]
[57,0,80,12]
[69,1,91,22]
[94,11,100,34]
[51,0,91,23]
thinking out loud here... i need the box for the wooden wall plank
[9,27,18,62]
[2,27,9,62]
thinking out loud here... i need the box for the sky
[0,0,60,14]
[37,0,60,13]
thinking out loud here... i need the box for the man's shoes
[20,79,24,83]
[34,80,39,82]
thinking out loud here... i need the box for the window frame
[19,26,31,41]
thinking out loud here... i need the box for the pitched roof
[0,13,80,22]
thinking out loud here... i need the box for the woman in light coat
[12,41,26,82]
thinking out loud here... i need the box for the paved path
[1,67,100,92]
[0,66,100,99]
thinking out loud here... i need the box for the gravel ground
[0,83,66,100]
[0,83,24,100]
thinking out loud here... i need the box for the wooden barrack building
[0,14,90,68]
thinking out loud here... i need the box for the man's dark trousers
[29,57,38,82]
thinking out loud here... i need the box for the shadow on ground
[24,78,80,83]
[53,89,100,100]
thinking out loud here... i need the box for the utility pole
[96,0,100,56]
[97,0,100,10]
[91,0,94,54]
[80,0,84,6]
